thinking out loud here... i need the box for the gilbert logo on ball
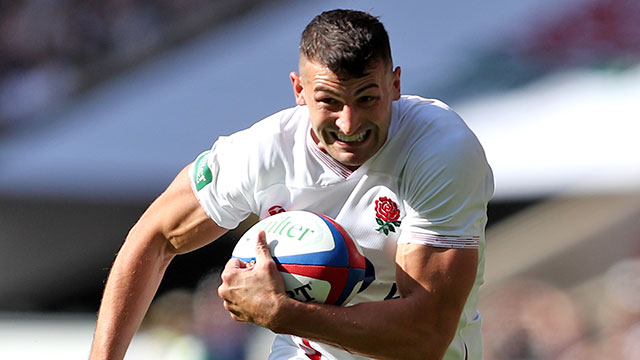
[232,211,366,305]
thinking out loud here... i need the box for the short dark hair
[299,9,393,77]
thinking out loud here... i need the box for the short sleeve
[398,113,494,249]
[188,136,254,230]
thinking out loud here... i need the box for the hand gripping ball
[232,211,366,305]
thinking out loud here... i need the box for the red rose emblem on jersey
[374,197,401,235]
[375,197,400,222]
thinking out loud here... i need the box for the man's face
[290,59,401,170]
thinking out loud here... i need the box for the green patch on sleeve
[194,151,213,191]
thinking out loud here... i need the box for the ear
[391,66,402,101]
[290,72,306,106]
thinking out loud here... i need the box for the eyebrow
[313,83,380,95]
[355,84,380,94]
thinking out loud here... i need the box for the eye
[358,95,378,105]
[319,98,336,105]
[317,97,342,111]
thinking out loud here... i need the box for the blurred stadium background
[1,0,639,358]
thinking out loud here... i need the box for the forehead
[300,59,389,89]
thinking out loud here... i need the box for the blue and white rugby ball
[232,210,366,305]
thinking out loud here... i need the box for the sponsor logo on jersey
[374,196,401,235]
[194,151,212,191]
[268,205,286,216]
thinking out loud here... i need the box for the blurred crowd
[137,256,640,360]
[481,255,640,360]
[140,271,254,360]
[516,0,640,65]
[0,0,268,131]
[2,0,638,133]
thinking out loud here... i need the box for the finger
[224,257,244,270]
[254,231,273,262]
[220,261,244,284]
[222,299,233,311]
[221,300,246,322]
[223,258,254,277]
[217,283,228,299]
[229,310,244,322]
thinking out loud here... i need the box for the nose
[335,104,362,135]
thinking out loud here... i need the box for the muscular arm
[220,237,477,360]
[89,165,227,360]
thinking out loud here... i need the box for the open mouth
[333,130,370,144]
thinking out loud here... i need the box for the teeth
[335,131,366,142]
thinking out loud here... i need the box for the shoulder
[211,106,311,187]
[392,99,494,237]
[393,95,467,136]
[395,94,450,112]
[394,95,455,120]
[389,96,492,195]
[217,106,307,154]
[391,95,485,163]
[236,106,307,139]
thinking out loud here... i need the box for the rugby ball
[232,211,366,306]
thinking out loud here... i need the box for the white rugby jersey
[189,95,494,360]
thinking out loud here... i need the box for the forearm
[271,295,457,360]
[220,241,474,359]
[90,229,175,360]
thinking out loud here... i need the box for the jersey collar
[307,129,354,179]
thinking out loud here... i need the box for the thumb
[255,231,273,262]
